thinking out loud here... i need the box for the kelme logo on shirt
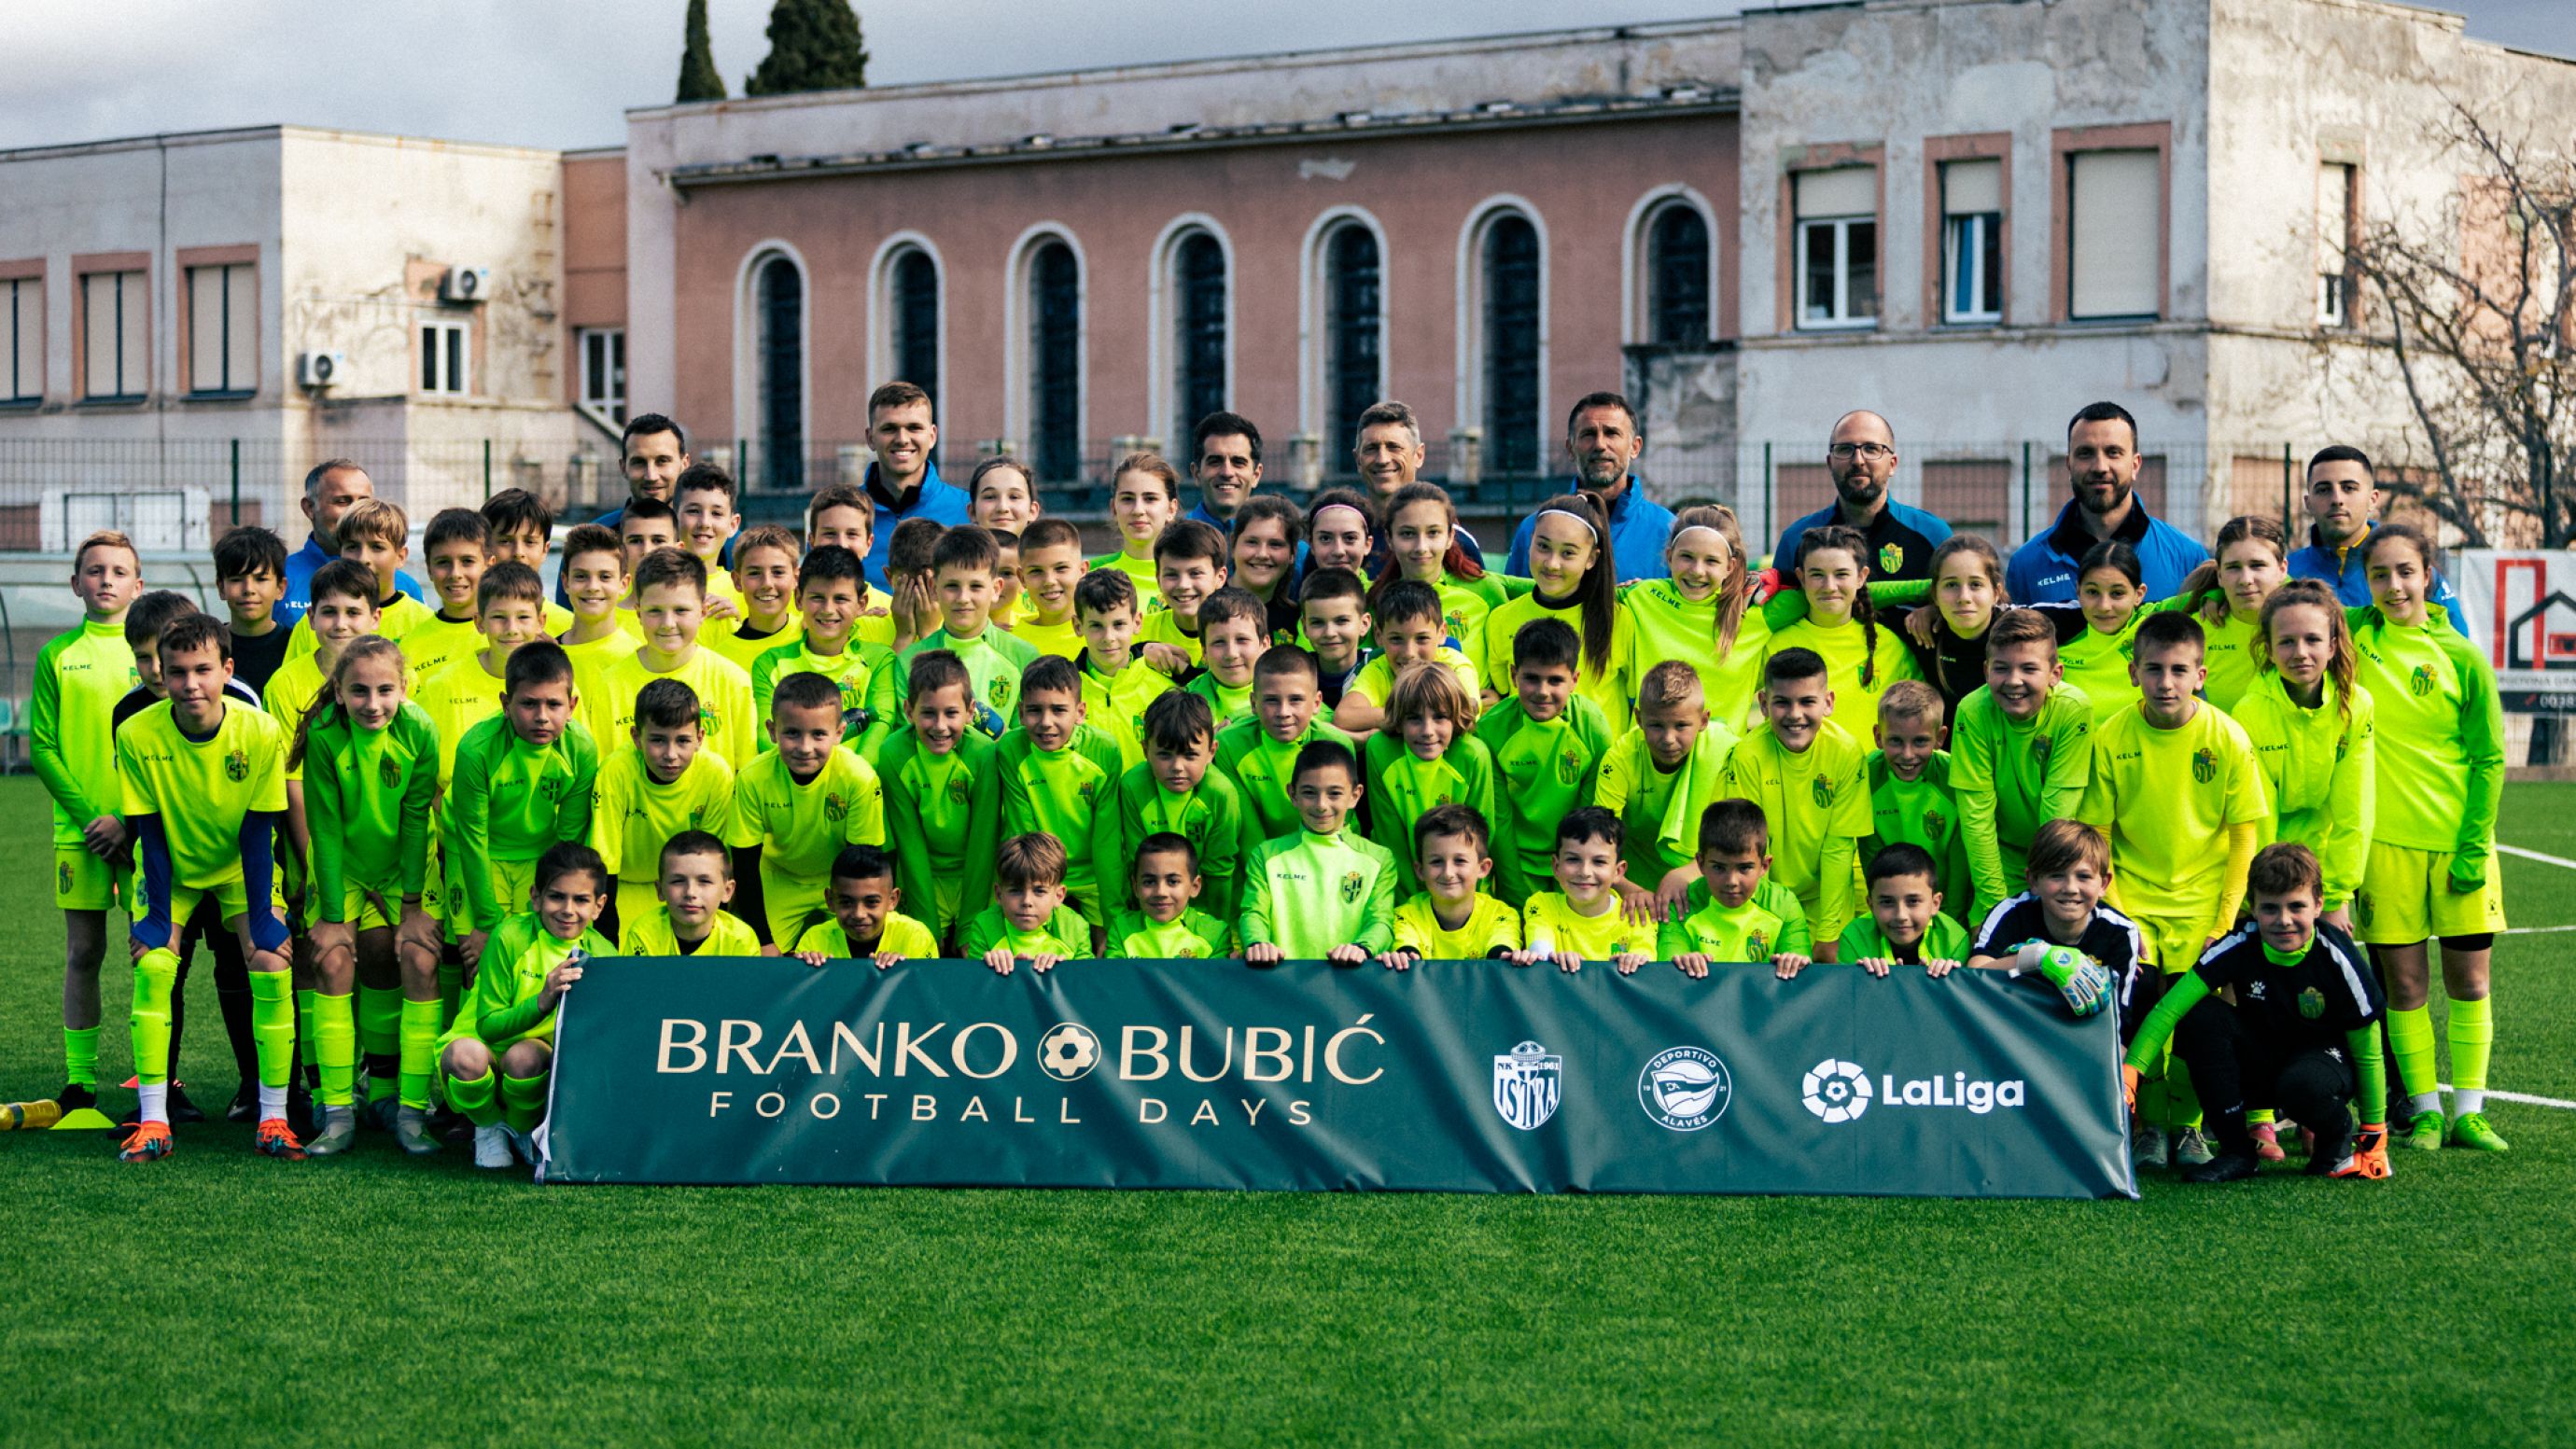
[1879,542,1904,575]
[1340,871,1365,905]
[2298,986,2325,1020]
[378,756,401,790]
[2410,664,2436,698]
[224,749,249,783]
[2191,748,2216,785]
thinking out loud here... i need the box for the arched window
[1170,230,1227,439]
[1028,240,1081,483]
[1646,203,1712,345]
[755,254,805,490]
[889,247,938,406]
[1323,222,1382,465]
[1480,215,1542,478]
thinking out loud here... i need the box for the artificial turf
[1,774,2569,1444]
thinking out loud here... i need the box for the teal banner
[539,959,2137,1199]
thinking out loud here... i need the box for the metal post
[1760,442,1773,550]
[228,439,241,526]
[2281,441,2293,527]
[483,439,494,500]
[2021,441,2033,542]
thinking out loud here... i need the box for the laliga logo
[1802,1059,1871,1122]
[1802,1060,2026,1121]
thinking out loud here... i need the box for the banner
[2457,549,2576,711]
[539,958,2136,1200]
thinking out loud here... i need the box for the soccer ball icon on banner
[1039,1024,1101,1081]
[1802,1060,1872,1123]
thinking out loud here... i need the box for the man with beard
[2288,444,2467,634]
[1183,411,1264,534]
[2005,401,2207,603]
[1505,392,1673,581]
[281,460,424,627]
[1771,410,1952,579]
[558,413,708,608]
[1352,400,1483,569]
[855,380,971,588]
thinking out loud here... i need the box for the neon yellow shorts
[2355,841,2506,944]
[2127,913,2210,975]
[164,877,287,945]
[55,844,125,912]
[616,879,663,937]
[318,884,404,933]
[451,857,542,940]
[758,868,828,949]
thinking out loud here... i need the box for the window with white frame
[2317,162,2355,327]
[81,270,147,399]
[1940,159,2004,324]
[2067,149,2162,319]
[421,319,469,396]
[187,262,257,395]
[5,277,38,402]
[1793,169,1877,329]
[578,327,625,423]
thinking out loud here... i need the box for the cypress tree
[745,0,870,97]
[676,0,726,104]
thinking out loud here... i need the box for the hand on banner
[791,950,832,968]
[1924,957,1962,979]
[983,946,1021,975]
[1671,951,1711,981]
[1376,948,1417,971]
[1771,953,1813,980]
[1326,943,1368,965]
[538,956,585,1011]
[1611,951,1652,976]
[1244,943,1283,967]
[871,950,908,970]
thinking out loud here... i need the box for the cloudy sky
[8,0,2570,153]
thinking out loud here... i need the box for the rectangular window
[421,319,469,396]
[578,327,625,423]
[2067,150,2162,319]
[5,277,38,402]
[2317,161,2355,327]
[1941,159,2005,324]
[1793,168,1877,329]
[187,262,257,395]
[81,270,147,399]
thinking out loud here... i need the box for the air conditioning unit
[299,351,349,388]
[441,267,493,303]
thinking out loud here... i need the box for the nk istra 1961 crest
[1492,1040,1561,1131]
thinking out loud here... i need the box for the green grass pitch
[1,773,2570,1444]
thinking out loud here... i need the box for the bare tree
[2342,103,2574,547]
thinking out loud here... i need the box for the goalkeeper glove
[2021,941,2111,1016]
[2331,1123,2392,1179]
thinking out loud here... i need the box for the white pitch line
[2440,1085,2576,1111]
[2498,843,2576,871]
[2501,923,2576,935]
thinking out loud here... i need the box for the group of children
[27,424,2507,1188]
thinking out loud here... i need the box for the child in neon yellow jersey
[1093,453,1183,615]
[1072,568,1177,772]
[1863,680,1969,923]
[1597,660,1740,919]
[601,549,759,769]
[593,677,736,934]
[864,525,1040,750]
[1519,807,1652,975]
[875,651,1001,945]
[749,544,891,748]
[437,842,614,1171]
[1008,517,1089,662]
[1950,608,2094,914]
[1135,518,1228,665]
[1240,742,1398,964]
[2196,515,2290,712]
[706,525,805,676]
[1334,579,1482,739]
[1378,482,1509,663]
[1474,619,1614,908]
[1382,803,1523,966]
[1227,498,1307,646]
[1620,505,1767,731]
[1478,492,1634,732]
[616,830,761,957]
[726,670,889,950]
[1762,522,1919,729]
[1179,588,1269,732]
[1099,690,1246,920]
[1655,799,1812,981]
[480,488,572,636]
[402,509,491,690]
[998,654,1127,927]
[1105,833,1235,958]
[1793,843,1970,980]
[556,524,642,746]
[1719,648,1872,957]
[1361,661,1496,896]
[962,833,1092,974]
[790,843,943,967]
[1213,646,1356,850]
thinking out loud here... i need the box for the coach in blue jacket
[1771,409,1952,578]
[1506,391,1673,581]
[2290,443,2469,634]
[2006,401,2208,603]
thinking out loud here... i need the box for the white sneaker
[2132,1122,2170,1170]
[472,1124,512,1170]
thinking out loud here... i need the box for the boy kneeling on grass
[437,842,615,1171]
[2121,842,2392,1183]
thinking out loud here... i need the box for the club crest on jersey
[1492,1040,1561,1131]
[58,861,73,895]
[2335,731,2350,761]
[1557,749,1584,786]
[1340,871,1365,904]
[1879,542,1904,574]
[946,774,971,804]
[1747,930,1770,958]
[2409,664,2436,697]
[2191,748,2216,785]
[700,709,721,738]
[2298,986,2325,1020]
[824,793,847,824]
[1811,774,1838,808]
[378,757,401,790]
[1925,809,1949,838]
[1446,608,1468,638]
[223,749,249,783]
[991,677,1015,710]
[2031,736,2052,765]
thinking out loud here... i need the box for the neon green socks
[130,947,180,1086]
[2448,994,2493,1115]
[500,1073,549,1135]
[399,998,441,1110]
[63,1025,99,1089]
[249,971,296,1091]
[2387,1004,2441,1115]
[313,991,357,1108]
[447,1067,502,1127]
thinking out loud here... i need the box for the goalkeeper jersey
[1835,912,1973,965]
[1103,908,1234,959]
[1655,878,1812,962]
[1473,693,1615,904]
[1391,892,1522,958]
[619,905,761,956]
[301,704,440,914]
[1968,893,2143,1008]
[792,913,942,960]
[31,617,136,846]
[1947,681,2093,908]
[1239,829,1398,956]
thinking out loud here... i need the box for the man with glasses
[1771,410,1951,579]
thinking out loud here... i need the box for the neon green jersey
[1135,608,1203,665]
[1239,829,1399,956]
[1363,731,1498,895]
[1520,891,1644,959]
[1621,578,1771,731]
[285,593,431,667]
[118,699,289,886]
[997,724,1124,902]
[1431,571,1511,662]
[563,626,642,751]
[1090,551,1164,613]
[865,627,1042,751]
[399,612,483,692]
[725,746,885,883]
[413,652,508,791]
[262,651,330,782]
[2349,607,2503,871]
[1181,670,1256,732]
[444,912,611,1050]
[1655,877,1812,961]
[1836,911,1973,965]
[750,637,893,748]
[1348,647,1482,709]
[1212,717,1357,849]
[1865,751,1970,919]
[2202,610,2262,713]
[704,616,804,680]
[618,905,762,957]
[2076,701,2270,927]
[1472,694,1615,905]
[1011,612,1084,661]
[602,647,759,771]
[2233,672,2375,909]
[1392,892,1522,957]
[443,715,600,929]
[1103,908,1234,958]
[1948,682,2094,908]
[1595,722,1741,887]
[301,703,439,913]
[591,743,736,885]
[1479,592,1635,732]
[31,618,135,844]
[1103,762,1246,918]
[876,729,1001,937]
[792,912,942,960]
[1719,719,1872,939]
[2058,613,2146,717]
[959,903,1092,961]
[1078,652,1177,770]
[1766,616,1920,730]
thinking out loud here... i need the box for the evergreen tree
[745,0,870,97]
[677,0,726,104]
